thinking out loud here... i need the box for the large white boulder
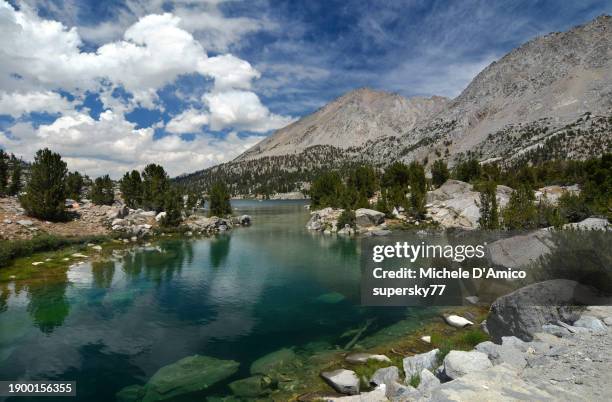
[355,208,385,227]
[320,369,360,395]
[443,350,492,379]
[403,349,439,379]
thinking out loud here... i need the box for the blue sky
[0,0,610,177]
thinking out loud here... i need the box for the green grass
[0,233,110,268]
[408,373,421,388]
[431,328,489,364]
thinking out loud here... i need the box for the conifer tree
[65,171,84,201]
[91,175,114,205]
[0,150,8,195]
[478,181,499,229]
[20,148,67,221]
[209,182,232,217]
[142,164,169,212]
[8,163,21,196]
[120,170,143,208]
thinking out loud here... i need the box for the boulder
[323,385,387,401]
[487,229,555,269]
[17,219,34,227]
[345,353,391,364]
[573,315,607,332]
[443,350,492,379]
[430,363,559,401]
[116,385,145,402]
[417,368,440,396]
[474,341,527,368]
[155,212,166,222]
[370,366,399,387]
[355,208,385,227]
[228,375,273,397]
[535,184,580,205]
[140,355,239,402]
[403,349,439,379]
[320,369,360,395]
[239,215,251,226]
[486,279,605,342]
[444,315,474,328]
[250,348,297,376]
[541,324,571,337]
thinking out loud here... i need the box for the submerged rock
[141,355,239,402]
[116,385,145,402]
[345,353,391,364]
[250,348,297,376]
[320,369,360,395]
[315,292,346,304]
[229,375,274,397]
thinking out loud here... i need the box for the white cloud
[0,110,263,178]
[0,91,73,117]
[166,109,209,134]
[0,1,292,177]
[205,90,295,133]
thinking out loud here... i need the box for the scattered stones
[444,315,474,328]
[345,353,391,364]
[31,261,44,266]
[72,253,88,258]
[320,369,360,395]
[403,349,439,379]
[420,335,431,344]
[443,350,492,379]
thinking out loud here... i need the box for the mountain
[177,15,612,195]
[236,89,449,161]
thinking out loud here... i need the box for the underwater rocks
[116,355,239,402]
[345,353,391,364]
[250,348,297,376]
[228,375,275,397]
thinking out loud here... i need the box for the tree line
[3,148,233,227]
[308,154,610,230]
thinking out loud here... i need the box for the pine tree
[20,148,67,221]
[502,185,537,230]
[478,181,499,229]
[8,162,21,196]
[142,164,169,212]
[120,170,143,208]
[431,159,450,188]
[0,150,8,195]
[65,171,84,201]
[160,188,183,227]
[90,175,114,205]
[209,182,232,217]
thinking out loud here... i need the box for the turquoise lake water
[0,200,433,401]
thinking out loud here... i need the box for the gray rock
[320,369,360,395]
[17,219,34,226]
[573,315,607,332]
[430,363,560,401]
[371,229,392,236]
[370,366,399,387]
[486,279,604,342]
[324,385,387,402]
[501,336,528,352]
[387,381,421,401]
[250,348,296,376]
[355,208,385,227]
[417,368,440,396]
[403,349,439,380]
[443,350,492,379]
[475,341,527,369]
[487,229,555,269]
[345,353,390,364]
[604,317,612,326]
[239,215,251,226]
[541,324,571,337]
[465,296,479,305]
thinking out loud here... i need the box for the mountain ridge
[177,14,612,195]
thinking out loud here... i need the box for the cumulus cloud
[205,90,296,133]
[0,0,292,177]
[166,109,209,134]
[0,91,74,117]
[0,110,263,177]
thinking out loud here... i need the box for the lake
[0,200,434,401]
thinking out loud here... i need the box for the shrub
[337,209,356,229]
[65,171,84,201]
[558,192,591,223]
[20,148,68,221]
[502,185,537,230]
[454,158,481,182]
[160,188,183,227]
[478,181,499,229]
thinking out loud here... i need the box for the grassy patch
[431,328,489,364]
[0,234,111,269]
[408,373,421,388]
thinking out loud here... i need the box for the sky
[0,0,610,178]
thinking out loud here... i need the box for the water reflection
[210,234,231,268]
[26,275,70,334]
[92,260,116,288]
[120,240,194,284]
